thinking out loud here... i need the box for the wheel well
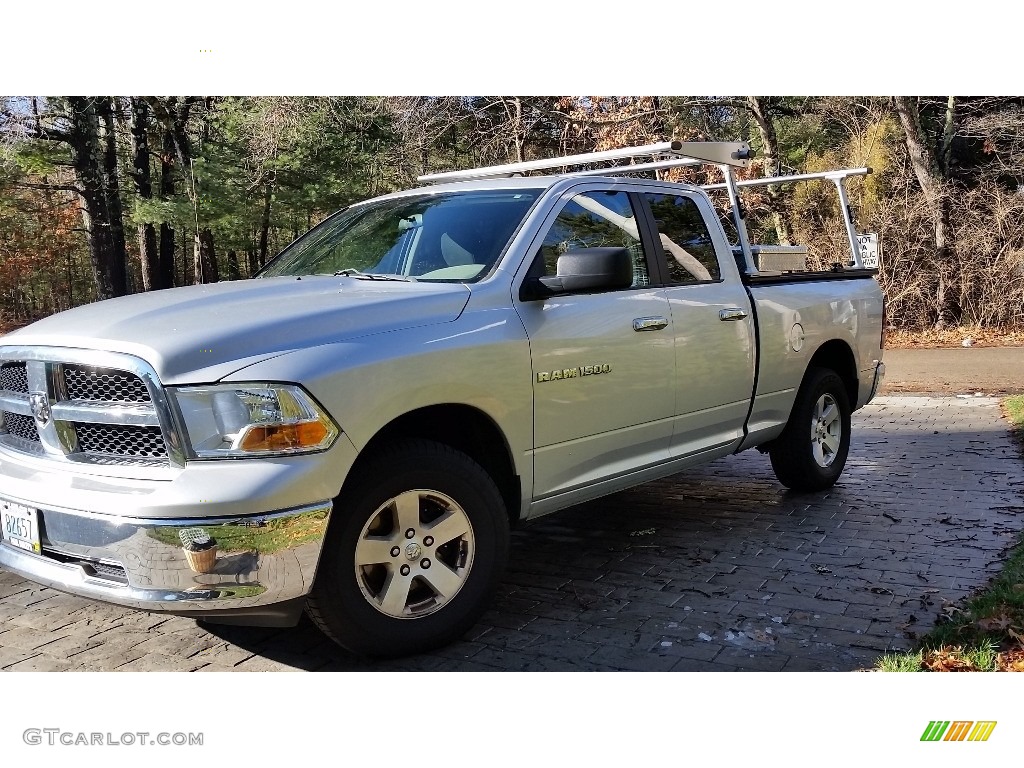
[356,405,521,524]
[808,340,858,406]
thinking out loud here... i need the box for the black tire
[768,367,852,492]
[306,438,509,657]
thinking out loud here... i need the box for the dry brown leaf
[977,614,1014,632]
[940,601,965,620]
[995,650,1024,672]
[922,647,978,672]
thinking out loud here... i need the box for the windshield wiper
[333,268,415,282]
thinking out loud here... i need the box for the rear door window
[643,193,722,284]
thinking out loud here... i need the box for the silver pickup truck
[0,142,885,656]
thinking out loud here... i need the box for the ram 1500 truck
[0,142,885,656]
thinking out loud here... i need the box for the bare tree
[894,96,957,328]
[5,97,130,300]
[146,96,217,284]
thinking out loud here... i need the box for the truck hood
[4,276,471,384]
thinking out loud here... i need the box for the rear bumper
[0,497,331,622]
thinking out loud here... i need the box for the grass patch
[877,650,924,672]
[876,395,1024,671]
[147,509,328,555]
[1004,395,1024,450]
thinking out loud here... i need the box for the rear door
[513,186,676,499]
[637,188,756,457]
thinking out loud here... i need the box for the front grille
[2,411,40,442]
[64,365,151,403]
[75,423,167,458]
[0,362,28,393]
[0,351,173,467]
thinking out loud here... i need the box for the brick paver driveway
[2,395,1022,672]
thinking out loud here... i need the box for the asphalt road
[882,347,1024,395]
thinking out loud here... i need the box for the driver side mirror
[520,247,633,301]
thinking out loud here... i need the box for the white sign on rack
[857,233,879,269]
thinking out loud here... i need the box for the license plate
[1,500,41,554]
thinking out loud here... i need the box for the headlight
[170,384,339,459]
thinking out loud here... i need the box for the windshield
[260,189,543,281]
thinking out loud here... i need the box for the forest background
[1,95,1022,335]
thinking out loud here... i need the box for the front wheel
[768,367,852,492]
[306,439,509,657]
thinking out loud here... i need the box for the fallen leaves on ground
[995,649,1024,672]
[888,327,1024,349]
[922,648,978,672]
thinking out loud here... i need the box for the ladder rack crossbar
[417,141,752,183]
[572,157,703,177]
[703,167,871,191]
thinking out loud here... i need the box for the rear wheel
[768,367,851,492]
[306,438,509,657]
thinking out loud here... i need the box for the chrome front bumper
[0,497,332,624]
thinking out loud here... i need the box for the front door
[514,188,676,499]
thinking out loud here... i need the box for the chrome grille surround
[0,346,184,469]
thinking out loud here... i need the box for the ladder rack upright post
[719,165,758,276]
[702,168,872,269]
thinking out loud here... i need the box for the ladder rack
[416,142,872,274]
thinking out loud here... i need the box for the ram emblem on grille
[29,393,51,426]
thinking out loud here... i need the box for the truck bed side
[740,274,884,450]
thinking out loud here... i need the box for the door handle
[633,316,669,332]
[719,308,748,321]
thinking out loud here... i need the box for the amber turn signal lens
[239,421,329,452]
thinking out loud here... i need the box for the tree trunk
[157,128,177,289]
[159,223,176,287]
[98,99,128,291]
[746,97,793,245]
[66,97,128,300]
[180,233,192,286]
[128,98,158,291]
[197,228,219,284]
[894,96,959,328]
[226,249,240,281]
[146,98,204,286]
[258,182,273,267]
